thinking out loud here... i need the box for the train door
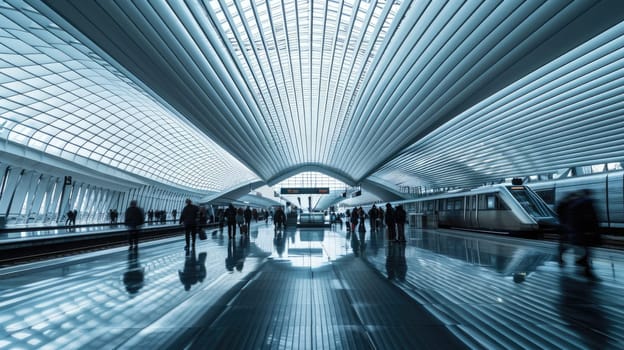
[466,195,478,227]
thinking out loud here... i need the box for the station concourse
[3,1,624,349]
[1,222,624,349]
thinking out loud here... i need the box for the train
[391,183,559,236]
[526,170,624,231]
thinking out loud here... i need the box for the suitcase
[241,225,248,234]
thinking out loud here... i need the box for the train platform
[1,223,623,349]
[0,221,181,238]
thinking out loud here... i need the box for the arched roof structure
[2,1,624,198]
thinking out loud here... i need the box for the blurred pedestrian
[385,203,396,241]
[556,192,579,265]
[179,199,199,252]
[124,199,145,250]
[274,206,286,232]
[368,205,378,232]
[395,204,407,242]
[225,204,237,239]
[244,206,252,228]
[568,189,600,276]
[65,209,73,226]
[198,206,207,234]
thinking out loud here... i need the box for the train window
[508,188,551,217]
[481,194,509,210]
[446,200,453,210]
[454,199,463,210]
[477,195,486,209]
[535,189,555,205]
[496,195,510,210]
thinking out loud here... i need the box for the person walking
[65,209,73,226]
[225,204,237,239]
[385,203,396,241]
[358,207,367,248]
[244,206,252,234]
[568,189,600,277]
[179,198,199,252]
[556,192,579,265]
[236,207,245,234]
[368,205,378,232]
[395,204,407,242]
[377,206,385,232]
[198,206,207,234]
[273,206,286,233]
[350,209,359,233]
[124,199,145,250]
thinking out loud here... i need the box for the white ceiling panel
[0,0,622,195]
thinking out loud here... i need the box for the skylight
[0,2,258,191]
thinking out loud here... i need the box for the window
[454,199,463,210]
[535,189,555,205]
[508,187,551,217]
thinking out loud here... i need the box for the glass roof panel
[0,2,258,191]
[207,0,400,165]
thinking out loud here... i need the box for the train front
[506,184,560,236]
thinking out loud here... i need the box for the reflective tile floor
[1,222,623,349]
[0,222,180,243]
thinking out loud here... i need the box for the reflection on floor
[1,222,623,349]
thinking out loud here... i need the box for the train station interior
[2,1,624,349]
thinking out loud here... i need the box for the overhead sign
[280,187,330,195]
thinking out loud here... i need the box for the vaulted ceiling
[3,0,624,196]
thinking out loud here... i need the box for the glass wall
[0,162,197,226]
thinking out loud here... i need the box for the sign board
[280,187,330,195]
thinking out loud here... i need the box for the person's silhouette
[179,250,206,291]
[123,250,144,295]
[226,240,237,272]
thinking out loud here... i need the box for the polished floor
[0,221,179,243]
[1,222,623,349]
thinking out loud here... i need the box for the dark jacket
[179,204,199,226]
[350,210,359,224]
[125,206,145,227]
[395,206,406,224]
[274,208,285,224]
[385,206,395,225]
[225,205,237,222]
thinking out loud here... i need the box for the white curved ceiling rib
[378,15,624,188]
[4,0,624,194]
[0,0,258,192]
